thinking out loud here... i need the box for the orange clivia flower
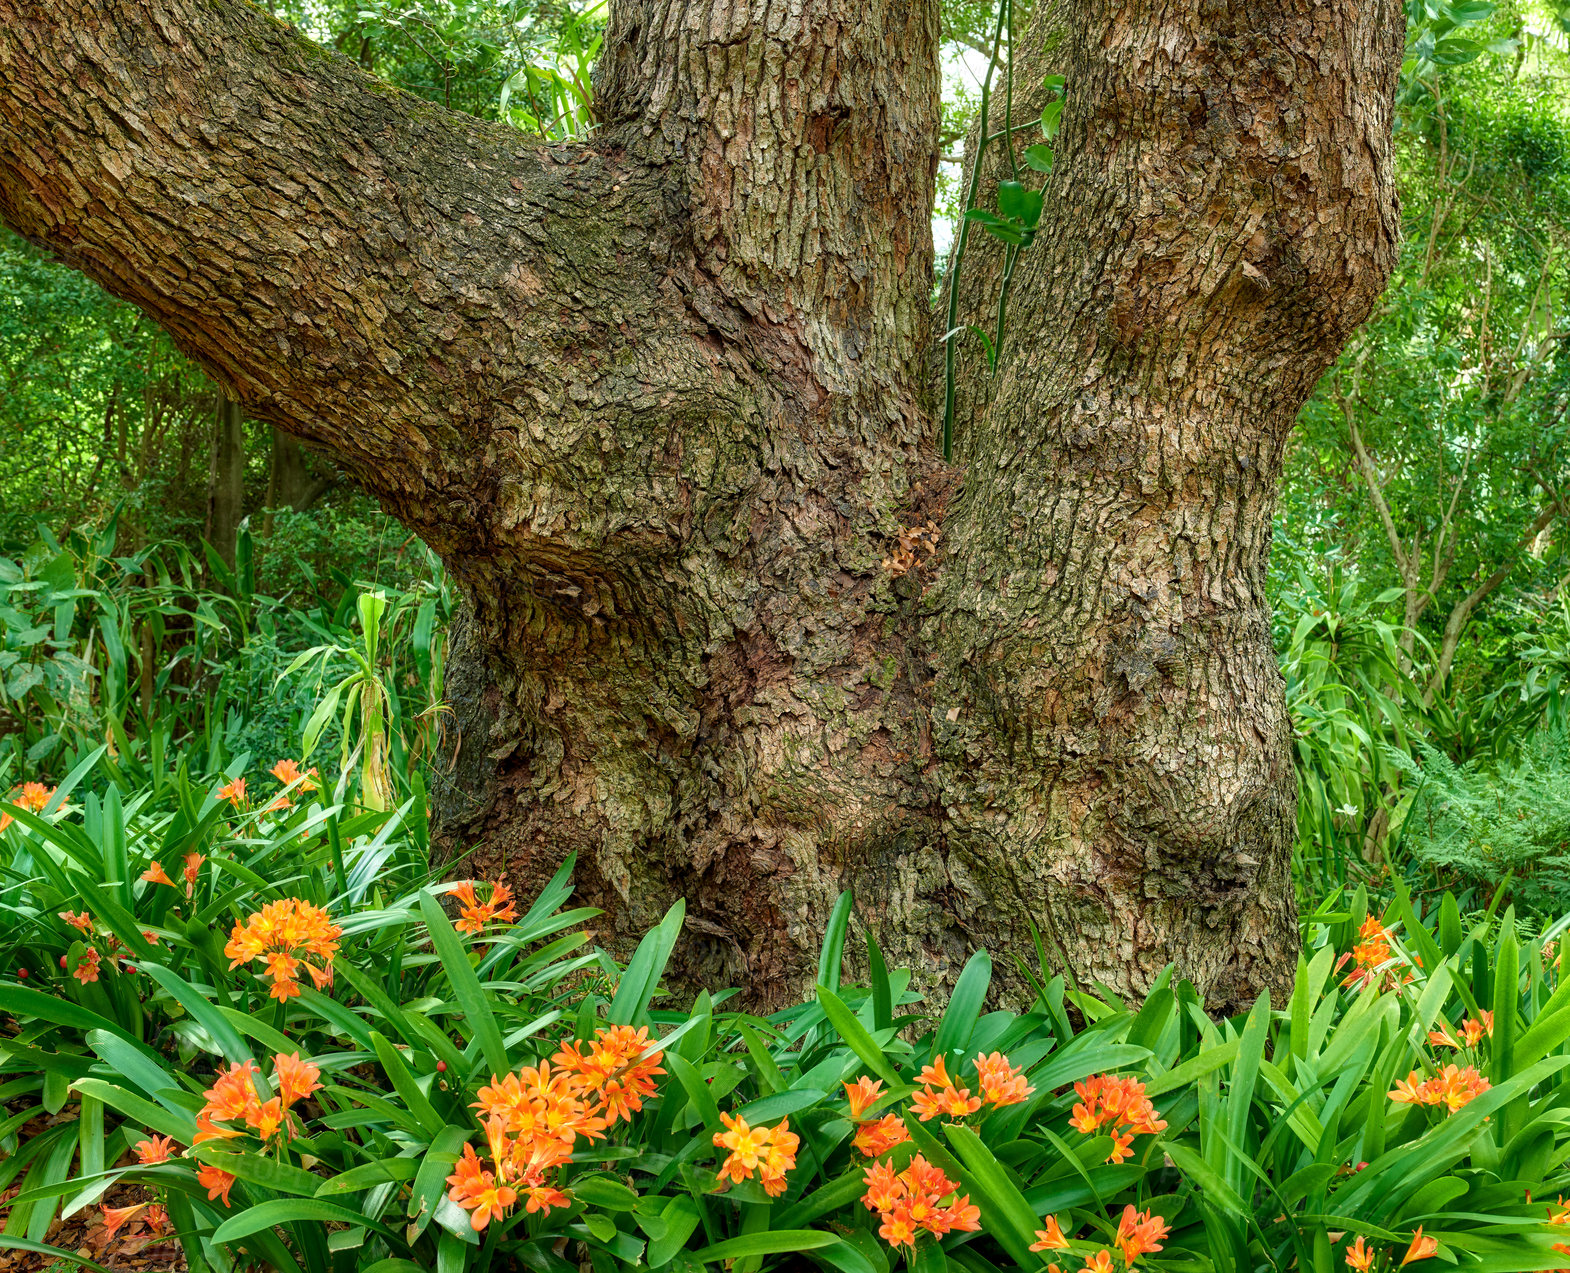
[274,1052,323,1106]
[1114,1205,1171,1264]
[1389,1064,1490,1113]
[141,861,175,887]
[552,1024,665,1125]
[1070,1074,1167,1163]
[911,1055,982,1122]
[0,811,10,834]
[1031,1216,1071,1252]
[134,1134,177,1164]
[1346,1236,1375,1272]
[974,1051,1034,1108]
[449,1028,666,1232]
[225,897,341,1000]
[197,1162,237,1206]
[216,777,247,808]
[270,759,319,790]
[452,879,520,935]
[852,1112,911,1157]
[60,910,93,933]
[714,1111,800,1195]
[1430,1011,1493,1050]
[182,852,206,896]
[196,1052,321,1144]
[99,1203,146,1240]
[72,947,101,983]
[1082,1252,1116,1273]
[143,1204,170,1236]
[16,782,54,813]
[1402,1227,1438,1265]
[861,1154,978,1249]
[844,1076,885,1119]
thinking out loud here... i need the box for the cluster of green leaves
[4,741,1570,1273]
[0,520,450,819]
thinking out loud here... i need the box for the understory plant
[3,779,1570,1273]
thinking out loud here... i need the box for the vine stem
[941,0,1011,462]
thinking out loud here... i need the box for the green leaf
[816,985,903,1088]
[194,1145,323,1198]
[418,890,510,1081]
[212,1198,405,1247]
[608,899,685,1026]
[139,963,253,1065]
[932,950,991,1065]
[941,1124,1042,1269]
[818,892,855,994]
[315,1157,420,1196]
[690,1231,838,1263]
[1023,145,1054,173]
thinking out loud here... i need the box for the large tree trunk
[0,0,1402,1012]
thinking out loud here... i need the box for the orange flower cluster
[1,781,53,832]
[1346,1235,1375,1271]
[1070,1074,1168,1164]
[861,1155,980,1248]
[911,1056,982,1121]
[449,1027,665,1231]
[196,1052,323,1147]
[1114,1205,1171,1264]
[553,1024,665,1123]
[60,910,93,933]
[1547,1198,1570,1263]
[15,782,53,812]
[265,760,319,811]
[1031,1207,1169,1267]
[134,1135,176,1164]
[99,1201,169,1242]
[1339,916,1414,991]
[1429,1011,1493,1050]
[1403,1228,1438,1265]
[217,777,247,808]
[72,947,101,984]
[844,1077,911,1157]
[714,1112,799,1196]
[452,879,519,935]
[1031,1215,1070,1252]
[1389,1064,1490,1113]
[225,898,342,1001]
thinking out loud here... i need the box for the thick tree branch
[0,0,658,554]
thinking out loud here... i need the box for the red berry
[17,968,27,978]
[59,955,67,968]
[436,1060,447,1072]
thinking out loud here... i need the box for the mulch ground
[0,1112,186,1273]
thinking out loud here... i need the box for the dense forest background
[4,0,1570,919]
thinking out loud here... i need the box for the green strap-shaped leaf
[212,1197,405,1247]
[139,963,252,1064]
[418,890,510,1080]
[690,1231,837,1263]
[816,985,903,1088]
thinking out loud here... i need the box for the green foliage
[1400,730,1570,916]
[3,775,1570,1273]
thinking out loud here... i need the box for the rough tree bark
[0,0,1403,1011]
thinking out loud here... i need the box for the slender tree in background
[0,0,1403,1009]
[205,393,247,570]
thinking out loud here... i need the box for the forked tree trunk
[0,0,1402,1012]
